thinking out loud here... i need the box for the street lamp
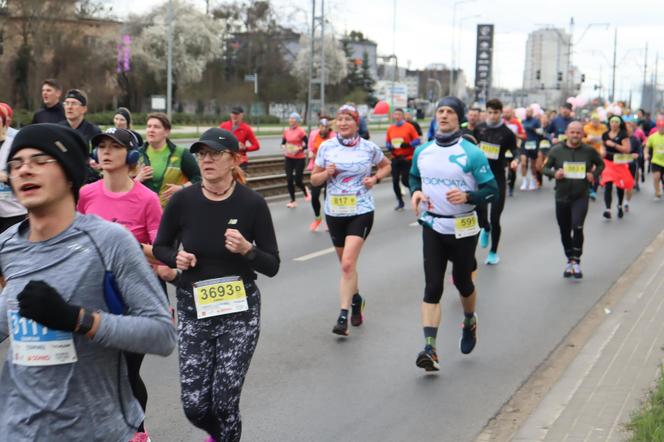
[455,13,480,97]
[450,0,476,94]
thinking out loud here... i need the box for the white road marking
[294,247,336,262]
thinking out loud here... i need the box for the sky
[114,0,663,106]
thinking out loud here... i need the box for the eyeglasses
[7,154,58,175]
[195,150,227,161]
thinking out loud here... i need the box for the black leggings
[555,197,589,262]
[125,352,147,432]
[604,182,624,209]
[310,185,324,217]
[285,157,306,202]
[391,157,411,203]
[477,178,506,253]
[422,226,478,304]
[507,167,516,192]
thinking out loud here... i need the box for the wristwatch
[76,309,95,335]
[244,245,258,261]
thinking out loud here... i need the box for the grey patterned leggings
[177,288,261,442]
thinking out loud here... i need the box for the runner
[541,121,604,279]
[536,112,553,187]
[473,99,518,265]
[135,112,201,207]
[0,123,176,441]
[0,105,27,233]
[281,112,309,208]
[600,115,633,219]
[309,104,391,337]
[219,106,260,171]
[386,107,421,210]
[410,96,499,371]
[520,106,541,191]
[503,106,526,196]
[645,118,664,200]
[59,89,102,145]
[461,107,481,138]
[153,128,279,442]
[0,103,18,138]
[548,103,574,144]
[31,79,65,124]
[582,113,607,200]
[307,116,335,231]
[623,118,642,212]
[405,111,423,137]
[114,107,144,146]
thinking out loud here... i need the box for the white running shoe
[528,178,538,190]
[520,179,528,191]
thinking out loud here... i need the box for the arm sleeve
[245,128,260,152]
[385,127,393,149]
[281,136,286,145]
[145,193,163,244]
[153,194,182,268]
[541,148,558,178]
[467,179,498,205]
[409,145,425,192]
[409,124,421,147]
[302,134,308,150]
[90,228,176,356]
[181,149,201,184]
[244,197,280,277]
[507,130,518,158]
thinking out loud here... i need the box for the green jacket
[138,139,201,207]
[542,142,605,202]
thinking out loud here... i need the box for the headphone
[91,133,141,166]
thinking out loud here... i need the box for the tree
[139,1,223,105]
[291,34,348,89]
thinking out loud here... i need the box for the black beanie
[8,123,89,200]
[436,96,467,124]
[115,107,131,126]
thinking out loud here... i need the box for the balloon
[529,103,544,117]
[515,107,526,121]
[373,101,390,115]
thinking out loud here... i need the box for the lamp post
[166,0,173,119]
[450,0,476,94]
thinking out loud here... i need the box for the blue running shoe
[589,189,597,201]
[485,251,500,265]
[479,228,489,249]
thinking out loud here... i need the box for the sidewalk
[513,229,664,441]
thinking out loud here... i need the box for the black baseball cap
[231,106,244,114]
[91,128,137,149]
[190,128,239,154]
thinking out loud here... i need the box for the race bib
[558,134,568,142]
[454,212,480,239]
[391,137,404,147]
[285,143,301,154]
[524,141,537,150]
[193,276,248,319]
[7,309,77,366]
[655,145,664,155]
[563,162,586,179]
[329,194,357,216]
[540,140,551,149]
[612,153,632,164]
[480,142,500,160]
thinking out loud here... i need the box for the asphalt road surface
[1,178,663,441]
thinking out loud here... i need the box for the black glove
[17,281,80,332]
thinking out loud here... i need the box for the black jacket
[32,103,66,124]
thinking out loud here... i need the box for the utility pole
[320,0,325,113]
[306,0,325,132]
[567,17,574,96]
[166,0,173,119]
[642,43,648,110]
[610,28,617,103]
[653,52,659,115]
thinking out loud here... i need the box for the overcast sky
[113,0,662,106]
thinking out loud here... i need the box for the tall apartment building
[523,28,570,91]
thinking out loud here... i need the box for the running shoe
[563,261,574,278]
[485,251,500,265]
[460,314,478,355]
[394,200,405,211]
[350,296,365,326]
[589,189,597,201]
[131,432,151,442]
[528,178,538,190]
[416,345,440,372]
[332,316,349,336]
[309,218,322,232]
[624,203,630,213]
[287,201,297,208]
[520,179,528,191]
[602,210,611,220]
[572,262,583,279]
[479,228,489,249]
[617,206,624,219]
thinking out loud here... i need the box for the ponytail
[231,153,246,184]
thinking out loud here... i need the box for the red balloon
[373,101,390,115]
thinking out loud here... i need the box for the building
[523,28,571,91]
[345,38,378,80]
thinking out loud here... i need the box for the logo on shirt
[228,219,238,225]
[449,153,467,170]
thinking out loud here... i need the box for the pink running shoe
[204,437,217,442]
[130,432,151,442]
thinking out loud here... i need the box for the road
[1,180,663,441]
[174,129,391,157]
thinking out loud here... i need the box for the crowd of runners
[0,77,662,441]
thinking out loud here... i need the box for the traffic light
[536,70,541,80]
[581,74,586,83]
[557,72,563,82]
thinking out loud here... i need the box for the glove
[18,281,80,332]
